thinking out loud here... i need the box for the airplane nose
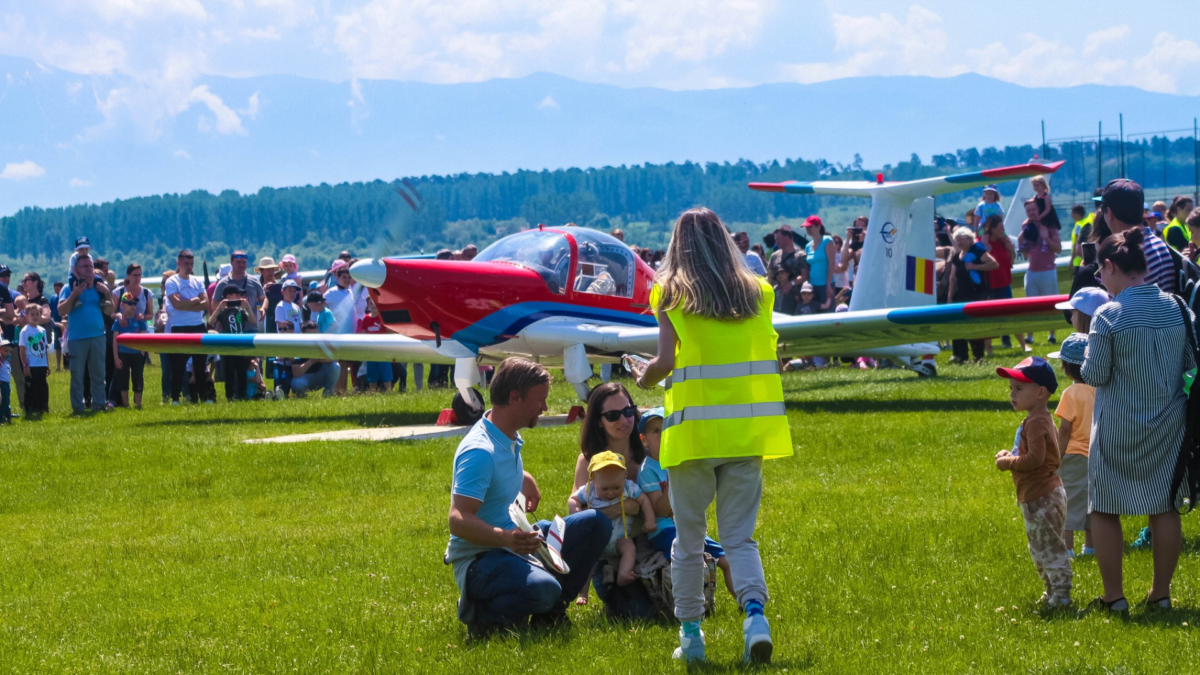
[350,258,387,288]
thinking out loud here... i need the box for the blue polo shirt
[638,456,675,532]
[59,284,106,341]
[445,413,527,593]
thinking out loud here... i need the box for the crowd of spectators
[0,241,492,421]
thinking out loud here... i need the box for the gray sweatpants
[69,335,106,413]
[669,456,768,622]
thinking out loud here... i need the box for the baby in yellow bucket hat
[569,450,658,586]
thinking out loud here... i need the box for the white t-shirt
[19,325,49,368]
[164,274,206,328]
[274,301,302,333]
[323,286,355,333]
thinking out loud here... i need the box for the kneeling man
[446,357,611,633]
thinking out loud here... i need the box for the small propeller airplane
[121,161,1070,424]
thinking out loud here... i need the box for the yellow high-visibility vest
[650,279,793,468]
[1163,218,1192,251]
[1071,213,1094,267]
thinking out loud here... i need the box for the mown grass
[1,339,1197,674]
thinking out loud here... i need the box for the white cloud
[782,5,965,83]
[174,149,192,159]
[188,85,247,135]
[241,91,260,119]
[69,177,92,187]
[241,26,281,41]
[615,0,770,72]
[88,0,207,22]
[1,161,47,181]
[538,95,558,109]
[1083,25,1130,56]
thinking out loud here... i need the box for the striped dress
[1082,283,1195,514]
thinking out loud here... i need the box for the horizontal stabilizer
[748,161,1064,200]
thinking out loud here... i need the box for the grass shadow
[785,398,1011,414]
[138,411,439,428]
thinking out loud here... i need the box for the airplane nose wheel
[452,387,485,425]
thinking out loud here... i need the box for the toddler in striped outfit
[995,356,1073,607]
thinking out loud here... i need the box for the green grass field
[2,340,1198,673]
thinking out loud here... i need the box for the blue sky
[3,1,1199,93]
[2,1,1200,201]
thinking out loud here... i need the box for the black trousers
[24,366,49,413]
[104,326,116,402]
[224,355,249,402]
[111,352,145,403]
[169,325,213,403]
[952,339,985,361]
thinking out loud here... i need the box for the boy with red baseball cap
[995,356,1073,607]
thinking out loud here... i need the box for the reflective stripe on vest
[662,401,787,431]
[664,359,780,390]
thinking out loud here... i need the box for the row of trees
[4,139,1194,281]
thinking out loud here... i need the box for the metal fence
[1041,117,1200,210]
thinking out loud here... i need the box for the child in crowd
[569,451,657,586]
[995,356,1072,607]
[795,282,822,315]
[247,358,266,400]
[638,408,736,598]
[273,320,295,398]
[1049,333,1094,558]
[280,254,302,283]
[0,338,12,423]
[357,298,392,392]
[112,293,149,409]
[1030,175,1061,230]
[275,279,302,333]
[18,305,51,416]
[306,291,335,333]
[974,185,1005,234]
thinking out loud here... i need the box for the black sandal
[1141,596,1172,609]
[1086,596,1129,612]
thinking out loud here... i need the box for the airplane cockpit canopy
[569,228,635,299]
[475,230,572,294]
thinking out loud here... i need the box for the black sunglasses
[233,254,249,261]
[600,405,637,422]
[178,255,194,260]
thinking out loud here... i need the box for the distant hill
[3,54,1200,218]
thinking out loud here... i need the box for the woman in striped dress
[1081,227,1194,611]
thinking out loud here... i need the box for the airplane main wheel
[452,388,485,425]
[913,363,938,378]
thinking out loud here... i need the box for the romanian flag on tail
[905,256,935,295]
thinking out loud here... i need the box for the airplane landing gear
[452,356,485,425]
[453,387,485,425]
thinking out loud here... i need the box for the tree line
[3,138,1194,280]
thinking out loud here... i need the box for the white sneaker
[743,614,773,664]
[672,627,705,662]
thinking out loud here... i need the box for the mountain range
[3,53,1200,218]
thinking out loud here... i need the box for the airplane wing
[527,295,1068,357]
[118,332,463,363]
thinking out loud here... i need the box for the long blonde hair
[656,207,762,320]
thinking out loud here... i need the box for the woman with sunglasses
[634,207,792,665]
[569,381,651,617]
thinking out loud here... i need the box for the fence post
[1097,121,1103,188]
[1119,114,1125,178]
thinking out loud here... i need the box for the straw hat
[254,256,280,274]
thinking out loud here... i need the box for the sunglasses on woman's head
[600,405,638,422]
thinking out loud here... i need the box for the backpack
[1170,295,1200,513]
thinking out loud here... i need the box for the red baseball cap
[804,215,824,229]
[996,356,1058,393]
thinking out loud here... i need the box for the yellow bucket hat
[588,450,626,475]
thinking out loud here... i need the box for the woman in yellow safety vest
[636,207,793,665]
[1163,195,1195,251]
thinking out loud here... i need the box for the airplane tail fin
[849,195,937,312]
[1003,177,1038,238]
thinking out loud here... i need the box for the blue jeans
[292,362,339,396]
[463,510,611,627]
